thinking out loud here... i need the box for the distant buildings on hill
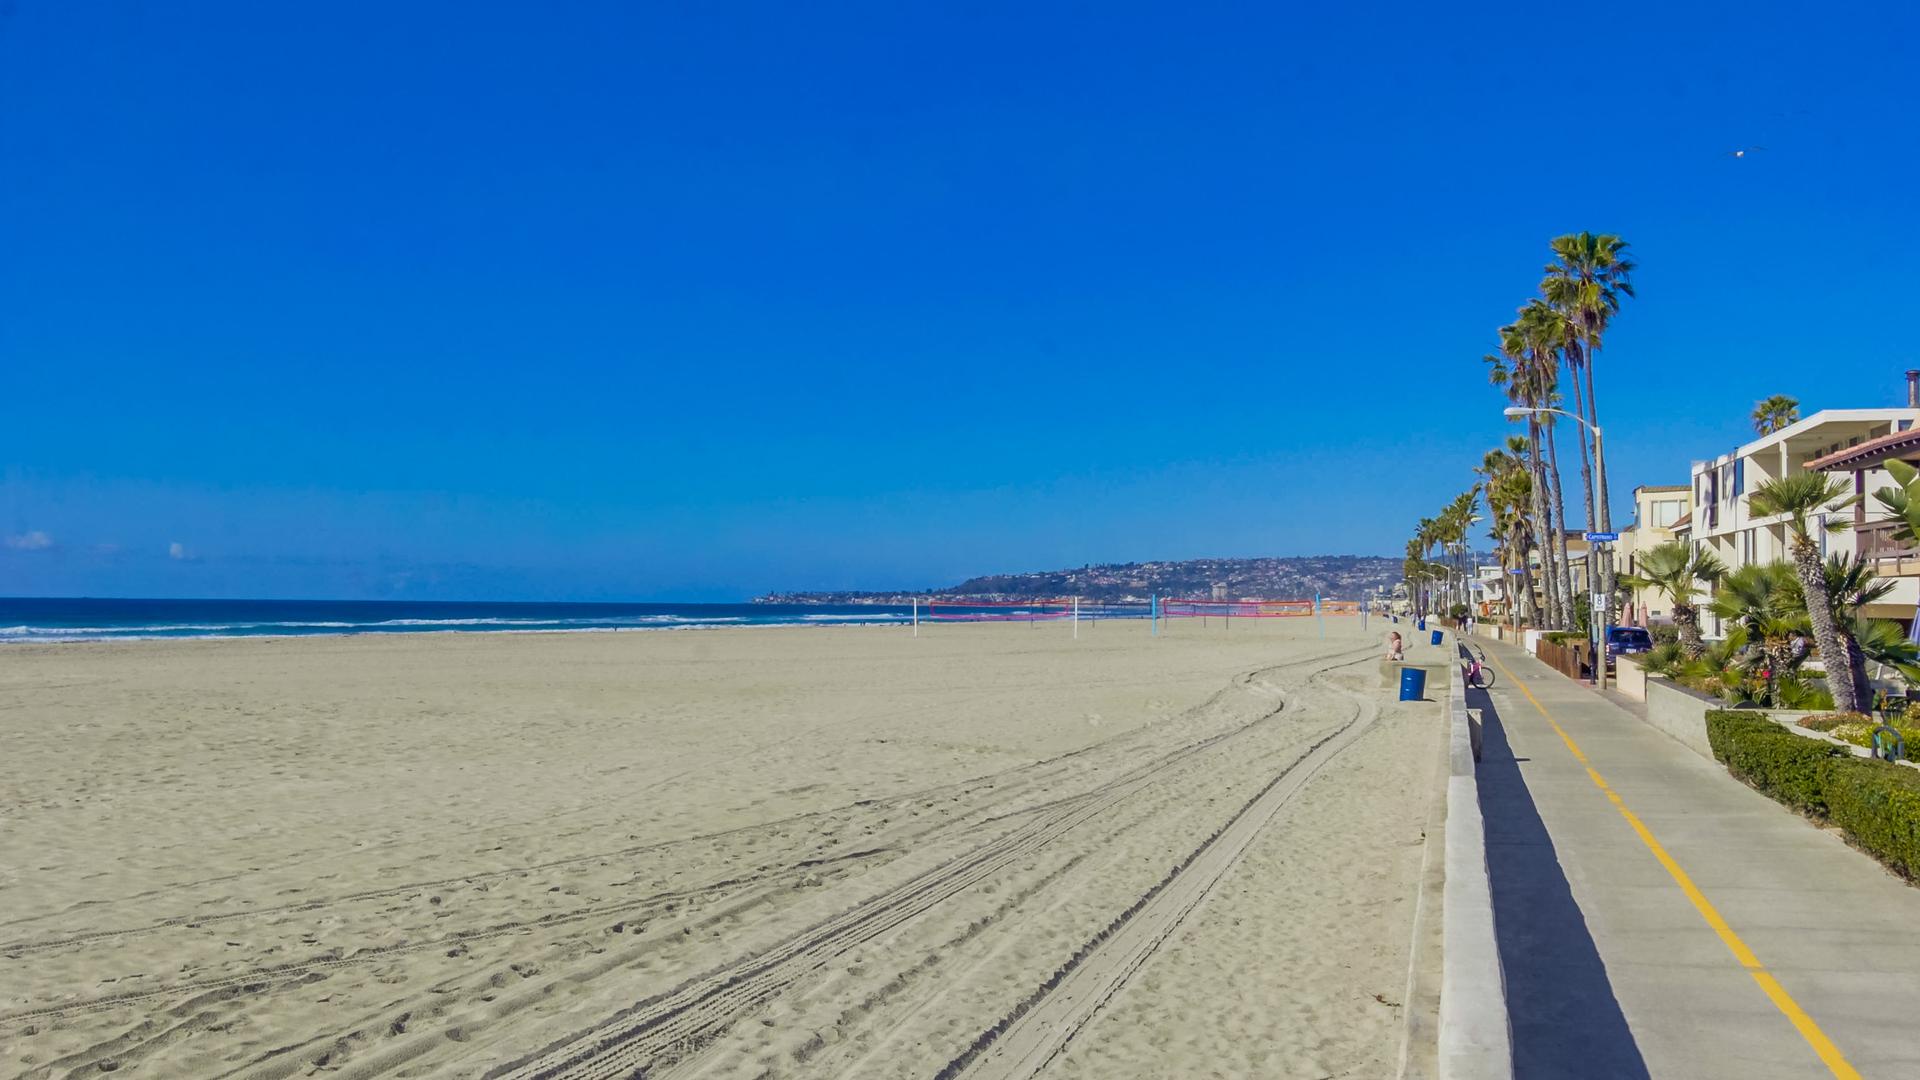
[754,555,1405,604]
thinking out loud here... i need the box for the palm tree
[1513,300,1577,625]
[1440,489,1479,617]
[1619,540,1726,659]
[1403,539,1428,617]
[1479,438,1537,627]
[1821,555,1899,707]
[1749,474,1860,711]
[1543,233,1634,614]
[1489,335,1564,629]
[1709,562,1804,705]
[1751,395,1801,436]
[1847,617,1920,689]
[1871,459,1920,543]
[1542,233,1635,528]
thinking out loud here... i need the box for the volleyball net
[925,598,1074,622]
[1159,598,1316,619]
[923,598,1154,622]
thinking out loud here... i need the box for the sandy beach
[1,617,1442,1079]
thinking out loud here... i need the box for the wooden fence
[1535,636,1591,682]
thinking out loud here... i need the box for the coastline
[0,616,920,646]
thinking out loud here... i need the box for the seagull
[1726,146,1767,158]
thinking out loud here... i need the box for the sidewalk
[1473,638,1920,1080]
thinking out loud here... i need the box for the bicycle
[1462,644,1497,689]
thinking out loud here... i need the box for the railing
[1856,519,1920,569]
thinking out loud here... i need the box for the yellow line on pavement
[1484,649,1861,1080]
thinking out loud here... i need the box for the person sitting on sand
[1386,632,1405,661]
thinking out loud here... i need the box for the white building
[1680,399,1920,632]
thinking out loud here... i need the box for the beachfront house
[1617,484,1693,625]
[1684,388,1920,637]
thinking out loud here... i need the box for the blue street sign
[1507,568,1526,574]
[1584,531,1619,542]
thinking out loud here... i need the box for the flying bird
[1726,146,1766,158]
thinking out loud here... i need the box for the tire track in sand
[476,649,1374,1080]
[938,667,1380,1080]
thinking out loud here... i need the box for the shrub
[1642,642,1684,675]
[1824,759,1920,880]
[1707,709,1920,881]
[1799,712,1868,732]
[1829,722,1877,748]
[1827,720,1920,756]
[1706,710,1843,813]
[1773,675,1835,711]
[1649,624,1680,645]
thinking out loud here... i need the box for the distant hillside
[754,555,1400,604]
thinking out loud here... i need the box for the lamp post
[1506,406,1610,689]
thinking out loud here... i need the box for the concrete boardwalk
[1472,637,1920,1080]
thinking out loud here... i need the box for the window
[1734,458,1744,496]
[1652,500,1682,527]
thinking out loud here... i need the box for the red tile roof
[1809,428,1920,472]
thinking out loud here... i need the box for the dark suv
[1606,626,1654,660]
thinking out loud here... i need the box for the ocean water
[0,597,921,644]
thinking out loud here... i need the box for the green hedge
[1707,708,1920,880]
[1824,760,1920,879]
[1706,710,1842,813]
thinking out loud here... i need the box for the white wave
[0,623,252,635]
[0,612,868,644]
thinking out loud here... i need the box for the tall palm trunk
[1789,534,1857,712]
[1565,343,1598,536]
[1544,421,1577,630]
[1585,339,1616,627]
[1585,343,1611,530]
[1524,418,1561,628]
[1763,637,1796,706]
[1846,635,1873,713]
[1672,600,1706,660]
[1514,522,1537,626]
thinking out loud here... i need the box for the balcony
[1857,519,1920,573]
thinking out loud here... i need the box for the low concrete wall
[1522,629,1541,655]
[1437,654,1514,1079]
[1614,656,1648,702]
[1381,660,1449,690]
[1643,676,1721,759]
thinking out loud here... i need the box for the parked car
[1605,626,1654,661]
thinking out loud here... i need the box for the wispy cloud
[168,541,191,560]
[5,530,54,551]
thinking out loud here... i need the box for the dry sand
[0,616,1444,1079]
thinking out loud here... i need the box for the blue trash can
[1431,629,1444,646]
[1399,666,1427,701]
[1417,618,1425,631]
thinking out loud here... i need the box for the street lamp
[1504,406,1612,689]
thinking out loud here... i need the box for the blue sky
[3,2,1916,601]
